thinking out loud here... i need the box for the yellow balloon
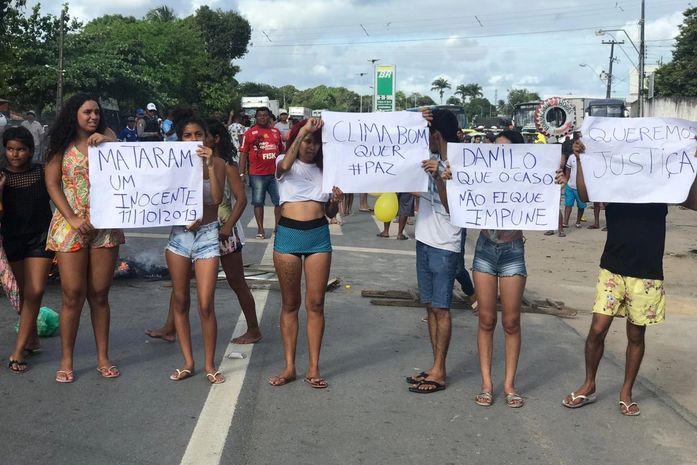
[369,193,382,197]
[374,193,399,222]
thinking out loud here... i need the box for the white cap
[146,102,157,111]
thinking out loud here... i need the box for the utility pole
[56,9,65,111]
[602,39,623,98]
[639,0,646,116]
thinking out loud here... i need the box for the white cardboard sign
[321,111,430,193]
[88,142,203,228]
[580,116,697,203]
[446,143,562,230]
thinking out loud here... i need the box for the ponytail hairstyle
[205,118,235,164]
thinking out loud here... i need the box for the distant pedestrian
[274,110,291,141]
[139,103,163,141]
[44,93,123,383]
[562,139,586,228]
[117,117,139,142]
[161,109,177,142]
[21,111,45,161]
[238,107,284,239]
[227,113,246,161]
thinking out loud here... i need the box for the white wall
[641,97,697,121]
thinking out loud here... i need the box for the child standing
[2,126,54,372]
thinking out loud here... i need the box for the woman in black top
[1,126,55,373]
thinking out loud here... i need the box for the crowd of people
[1,96,696,418]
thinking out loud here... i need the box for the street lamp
[579,63,607,85]
[357,72,368,112]
[368,59,380,112]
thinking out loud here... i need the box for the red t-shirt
[240,125,284,175]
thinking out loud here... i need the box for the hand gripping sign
[580,116,697,203]
[446,143,562,230]
[89,142,203,228]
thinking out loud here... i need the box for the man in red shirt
[239,107,284,239]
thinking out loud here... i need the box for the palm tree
[146,6,176,22]
[455,83,483,102]
[431,77,451,104]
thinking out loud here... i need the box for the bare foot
[231,330,262,344]
[145,328,176,342]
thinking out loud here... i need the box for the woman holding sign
[472,130,528,408]
[44,93,123,383]
[269,118,343,389]
[165,112,226,384]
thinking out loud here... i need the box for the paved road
[2,204,696,465]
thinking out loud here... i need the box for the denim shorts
[166,221,219,261]
[250,174,280,207]
[416,241,460,309]
[472,234,527,277]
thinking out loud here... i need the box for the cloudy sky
[32,0,691,104]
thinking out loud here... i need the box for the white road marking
[179,243,273,465]
[125,231,413,256]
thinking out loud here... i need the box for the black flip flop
[405,371,429,384]
[408,380,445,394]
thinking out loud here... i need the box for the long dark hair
[47,93,107,161]
[496,130,525,144]
[173,107,208,141]
[206,119,235,164]
[286,119,323,170]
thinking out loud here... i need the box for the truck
[585,98,626,118]
[241,96,280,122]
[312,109,327,118]
[289,106,313,120]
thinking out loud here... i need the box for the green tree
[430,77,451,104]
[455,83,483,102]
[465,97,495,123]
[506,88,540,113]
[145,6,176,22]
[654,7,697,96]
[446,96,462,105]
[194,6,251,63]
[0,2,81,114]
[395,90,408,110]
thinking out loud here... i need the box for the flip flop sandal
[255,233,266,239]
[475,392,493,406]
[169,368,194,381]
[505,392,524,408]
[97,365,120,378]
[619,401,641,416]
[304,377,328,389]
[55,370,74,383]
[408,380,445,394]
[8,358,28,374]
[562,392,597,409]
[268,375,296,386]
[206,371,225,384]
[405,371,429,384]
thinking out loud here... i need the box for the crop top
[276,155,330,204]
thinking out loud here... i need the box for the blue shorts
[250,175,280,207]
[166,221,219,261]
[564,185,587,208]
[274,217,331,256]
[472,234,527,277]
[416,241,459,309]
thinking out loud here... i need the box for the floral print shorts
[592,268,665,326]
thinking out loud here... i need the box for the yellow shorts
[592,268,665,326]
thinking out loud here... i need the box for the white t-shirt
[566,155,578,189]
[276,155,330,204]
[414,155,462,253]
